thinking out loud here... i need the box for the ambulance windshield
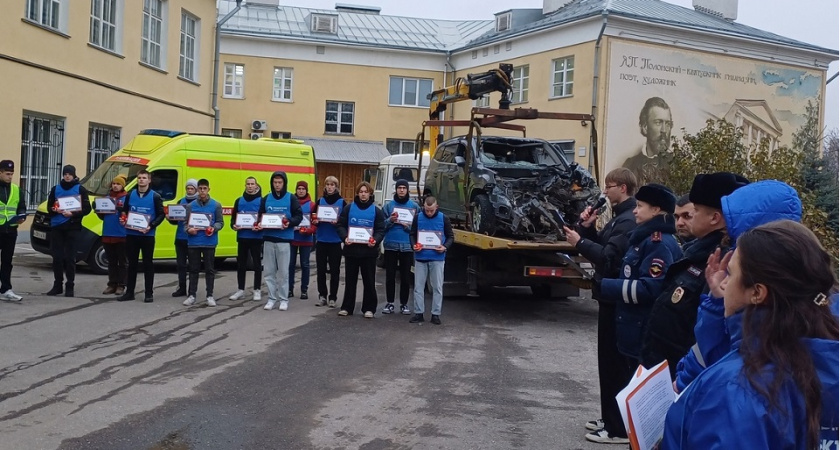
[81,161,148,196]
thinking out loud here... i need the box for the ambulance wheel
[87,242,109,275]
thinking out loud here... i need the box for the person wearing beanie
[640,173,750,377]
[118,170,165,303]
[167,178,198,298]
[94,174,129,295]
[381,179,420,315]
[600,183,682,369]
[229,176,264,302]
[45,164,92,297]
[181,179,224,307]
[0,159,27,302]
[288,180,316,300]
[312,175,345,307]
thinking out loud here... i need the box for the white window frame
[221,128,242,139]
[386,139,417,155]
[141,0,167,69]
[223,63,245,99]
[511,65,529,104]
[474,95,490,108]
[272,67,294,102]
[495,12,511,32]
[87,124,121,174]
[25,0,68,32]
[178,10,199,81]
[311,14,337,34]
[325,101,354,135]
[550,56,575,99]
[90,0,121,52]
[389,77,433,108]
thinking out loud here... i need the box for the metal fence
[20,114,64,212]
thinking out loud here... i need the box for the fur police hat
[689,172,750,210]
[636,183,677,214]
[0,160,14,171]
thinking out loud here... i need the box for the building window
[386,139,417,155]
[179,11,199,81]
[221,128,242,138]
[389,77,433,107]
[20,113,64,213]
[272,67,293,101]
[325,101,354,135]
[90,0,118,51]
[551,56,574,98]
[26,0,65,31]
[310,14,337,33]
[87,124,121,174]
[511,65,529,104]
[141,0,165,68]
[495,12,510,32]
[223,63,244,98]
[474,95,490,108]
[550,140,575,161]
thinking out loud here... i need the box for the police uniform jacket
[576,197,637,300]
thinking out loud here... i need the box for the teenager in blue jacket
[662,221,839,449]
[600,184,683,365]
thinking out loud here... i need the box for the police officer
[0,160,26,301]
[640,173,749,378]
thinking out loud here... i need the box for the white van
[372,153,429,208]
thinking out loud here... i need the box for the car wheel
[86,242,109,275]
[471,194,496,235]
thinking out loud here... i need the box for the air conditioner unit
[250,132,263,140]
[252,120,268,131]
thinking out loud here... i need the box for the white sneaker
[183,295,196,306]
[585,429,630,444]
[2,290,23,302]
[279,300,289,311]
[253,291,262,301]
[264,300,276,310]
[206,296,216,307]
[229,290,245,301]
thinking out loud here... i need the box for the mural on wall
[604,39,824,184]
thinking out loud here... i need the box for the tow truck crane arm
[425,63,514,153]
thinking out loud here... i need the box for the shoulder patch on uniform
[687,265,702,277]
[651,231,662,242]
[649,258,665,278]
[671,286,685,303]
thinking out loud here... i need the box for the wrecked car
[425,135,600,240]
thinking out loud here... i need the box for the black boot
[409,313,425,323]
[46,283,63,296]
[64,283,74,298]
[171,287,186,297]
[117,292,135,302]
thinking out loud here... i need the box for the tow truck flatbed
[453,229,576,251]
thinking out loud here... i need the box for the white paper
[57,195,82,212]
[316,206,339,222]
[188,213,212,228]
[393,207,415,226]
[260,213,286,229]
[125,212,150,231]
[299,215,311,228]
[94,197,116,213]
[167,205,187,220]
[347,226,373,243]
[235,213,257,228]
[418,230,442,249]
[616,361,675,450]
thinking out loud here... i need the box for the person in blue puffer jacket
[673,180,802,392]
[661,220,839,449]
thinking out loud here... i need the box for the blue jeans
[289,245,312,293]
[413,259,444,316]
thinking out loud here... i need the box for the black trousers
[50,227,78,286]
[103,241,127,287]
[384,250,413,305]
[341,255,377,314]
[316,242,342,301]
[237,239,263,290]
[175,239,188,290]
[126,235,156,296]
[597,302,633,437]
[0,232,16,293]
[188,247,216,297]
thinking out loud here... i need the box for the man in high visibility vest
[0,160,27,301]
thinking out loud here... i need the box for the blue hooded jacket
[662,311,839,449]
[674,180,802,391]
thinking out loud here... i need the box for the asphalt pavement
[0,241,608,450]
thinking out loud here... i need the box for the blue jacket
[662,311,839,449]
[674,180,803,391]
[601,214,682,359]
[382,194,420,252]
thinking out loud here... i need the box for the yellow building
[0,0,217,214]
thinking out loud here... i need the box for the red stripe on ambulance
[186,159,314,174]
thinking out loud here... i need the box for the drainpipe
[212,0,243,135]
[589,11,608,180]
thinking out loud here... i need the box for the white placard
[188,213,212,228]
[235,213,258,229]
[260,213,286,229]
[298,215,311,228]
[347,226,373,244]
[125,212,150,231]
[393,207,415,226]
[57,195,82,212]
[94,197,116,213]
[418,231,443,249]
[316,206,339,222]
[167,205,187,221]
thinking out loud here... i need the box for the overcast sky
[270,0,839,132]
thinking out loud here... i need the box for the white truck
[371,153,429,208]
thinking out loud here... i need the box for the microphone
[576,196,607,226]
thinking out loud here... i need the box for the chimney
[692,0,738,21]
[543,0,574,15]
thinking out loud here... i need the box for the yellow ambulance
[30,129,316,273]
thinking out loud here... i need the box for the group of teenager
[564,168,838,448]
